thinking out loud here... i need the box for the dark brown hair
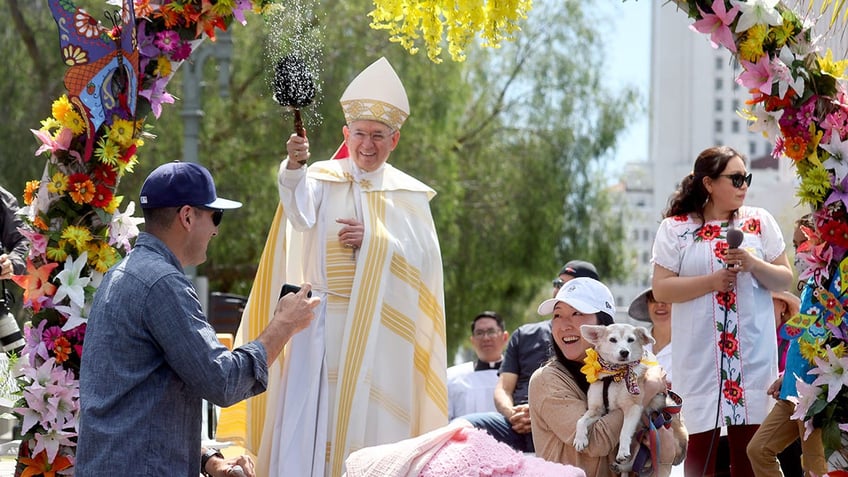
[663,146,745,223]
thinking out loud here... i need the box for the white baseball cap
[537,277,616,316]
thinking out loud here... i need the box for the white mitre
[340,57,410,130]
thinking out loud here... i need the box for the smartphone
[280,283,312,299]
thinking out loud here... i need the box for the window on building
[642,251,650,264]
[732,120,740,133]
[632,229,638,241]
[715,57,723,70]
[732,99,740,111]
[715,119,723,133]
[715,99,723,112]
[643,229,650,241]
[715,77,723,90]
[733,80,740,90]
[749,141,756,155]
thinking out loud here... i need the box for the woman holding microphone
[652,146,793,476]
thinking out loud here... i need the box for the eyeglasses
[349,129,395,144]
[553,278,565,288]
[719,173,752,189]
[473,328,502,338]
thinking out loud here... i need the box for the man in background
[447,311,509,420]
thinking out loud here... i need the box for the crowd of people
[1,54,823,477]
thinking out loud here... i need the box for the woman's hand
[723,247,753,273]
[711,267,739,293]
[285,133,310,169]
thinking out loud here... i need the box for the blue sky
[598,1,652,167]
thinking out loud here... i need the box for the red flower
[714,241,730,260]
[716,290,737,309]
[67,172,95,204]
[742,218,761,234]
[818,219,848,249]
[673,214,689,222]
[92,163,117,186]
[89,183,114,209]
[719,331,739,358]
[697,224,722,241]
[723,379,744,405]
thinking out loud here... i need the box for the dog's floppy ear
[580,324,607,344]
[634,326,656,346]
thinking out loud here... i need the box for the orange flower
[53,336,72,364]
[11,259,58,313]
[23,180,40,205]
[67,173,95,204]
[19,449,72,477]
[784,135,808,161]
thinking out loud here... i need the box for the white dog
[573,323,686,473]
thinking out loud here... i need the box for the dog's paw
[573,433,589,452]
[610,461,632,474]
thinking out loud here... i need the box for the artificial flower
[11,259,59,313]
[798,165,832,206]
[55,299,87,332]
[108,201,144,252]
[771,46,805,99]
[139,76,177,119]
[738,54,773,94]
[691,0,740,52]
[789,378,824,440]
[47,172,68,195]
[18,449,72,477]
[810,345,848,402]
[60,225,93,253]
[819,48,848,80]
[738,24,768,62]
[66,173,95,205]
[52,253,90,309]
[107,118,137,149]
[732,0,783,32]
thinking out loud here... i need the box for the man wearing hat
[219,58,447,477]
[462,261,600,453]
[76,162,319,477]
[552,260,600,296]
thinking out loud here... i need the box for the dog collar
[581,348,647,395]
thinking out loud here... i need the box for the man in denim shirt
[76,162,319,477]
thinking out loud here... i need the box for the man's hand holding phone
[258,283,320,365]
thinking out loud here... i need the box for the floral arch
[8,0,848,474]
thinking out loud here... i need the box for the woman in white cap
[528,278,684,476]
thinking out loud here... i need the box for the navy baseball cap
[139,161,242,210]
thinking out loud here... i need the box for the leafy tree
[1,0,637,358]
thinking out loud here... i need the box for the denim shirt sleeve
[144,273,268,407]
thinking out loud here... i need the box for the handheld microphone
[727,227,744,249]
[726,227,744,270]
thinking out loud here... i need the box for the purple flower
[154,30,181,53]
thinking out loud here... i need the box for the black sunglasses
[180,205,223,226]
[719,173,752,189]
[553,278,565,288]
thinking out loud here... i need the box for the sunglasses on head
[719,173,752,189]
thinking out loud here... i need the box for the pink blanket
[344,421,585,477]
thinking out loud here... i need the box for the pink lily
[690,0,740,52]
[139,76,176,119]
[30,128,81,162]
[737,55,774,95]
